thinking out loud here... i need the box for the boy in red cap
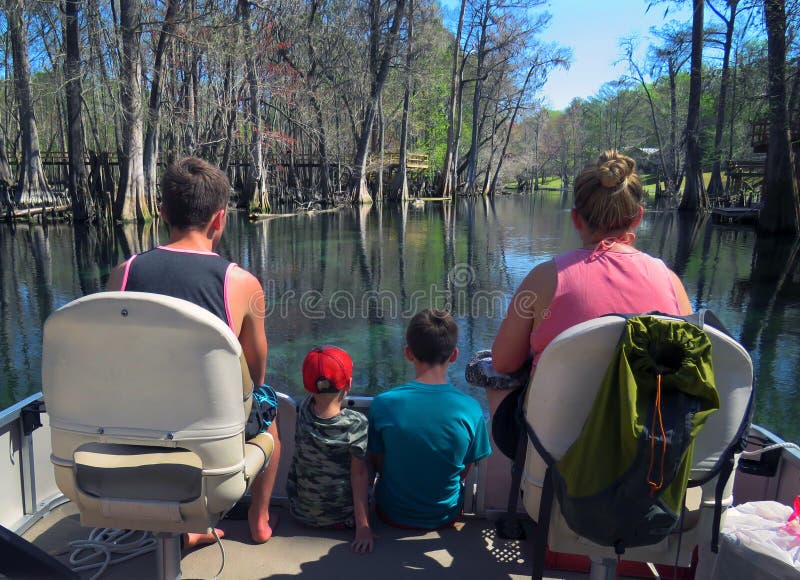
[286,346,374,553]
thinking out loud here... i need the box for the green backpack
[528,315,721,553]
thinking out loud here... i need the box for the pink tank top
[530,248,681,364]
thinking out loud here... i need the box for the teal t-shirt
[367,381,491,528]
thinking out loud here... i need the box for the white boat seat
[521,314,753,578]
[42,291,271,546]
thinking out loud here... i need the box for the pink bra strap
[120,255,138,291]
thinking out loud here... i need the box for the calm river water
[1,194,799,441]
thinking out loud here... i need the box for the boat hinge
[21,399,45,436]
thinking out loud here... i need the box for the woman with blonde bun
[487,150,691,419]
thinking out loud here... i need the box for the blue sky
[439,0,693,111]
[538,0,691,109]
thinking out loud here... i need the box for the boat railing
[0,393,65,534]
[1,390,487,534]
[735,424,800,507]
[271,392,484,515]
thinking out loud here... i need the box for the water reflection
[1,195,799,442]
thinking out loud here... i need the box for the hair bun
[596,153,635,189]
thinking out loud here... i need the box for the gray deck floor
[23,502,589,579]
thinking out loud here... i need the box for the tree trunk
[390,0,413,202]
[310,94,331,199]
[238,0,270,213]
[220,57,238,173]
[667,60,680,195]
[760,0,800,234]
[626,41,671,199]
[679,0,707,213]
[115,0,152,222]
[303,1,331,199]
[143,0,180,203]
[451,68,467,194]
[182,31,198,154]
[464,0,490,196]
[63,0,94,222]
[482,115,496,195]
[707,0,738,200]
[440,0,466,199]
[88,0,122,154]
[349,0,407,204]
[0,135,15,206]
[7,0,53,207]
[489,64,537,195]
[788,58,800,126]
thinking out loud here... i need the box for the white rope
[741,441,800,457]
[68,528,157,580]
[211,527,226,580]
[69,526,227,579]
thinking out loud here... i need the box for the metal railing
[0,392,65,534]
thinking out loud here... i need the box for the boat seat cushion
[74,443,202,503]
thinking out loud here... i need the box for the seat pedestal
[155,533,181,580]
[589,557,617,580]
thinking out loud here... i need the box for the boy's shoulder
[443,385,485,415]
[371,380,427,402]
[373,380,409,396]
[339,406,368,427]
[373,382,482,411]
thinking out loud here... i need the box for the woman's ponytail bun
[596,153,635,189]
[573,150,643,233]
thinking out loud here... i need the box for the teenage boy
[107,157,280,545]
[368,309,492,529]
[287,346,373,553]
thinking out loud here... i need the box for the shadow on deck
[24,502,587,580]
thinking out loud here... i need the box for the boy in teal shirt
[368,309,492,529]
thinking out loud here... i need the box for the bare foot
[182,528,225,550]
[248,507,279,544]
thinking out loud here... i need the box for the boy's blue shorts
[245,384,278,439]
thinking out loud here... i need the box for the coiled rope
[68,527,226,579]
[68,528,156,580]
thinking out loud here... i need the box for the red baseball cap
[302,346,353,394]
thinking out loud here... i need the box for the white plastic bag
[712,501,800,579]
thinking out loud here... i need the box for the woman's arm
[106,262,127,290]
[669,270,693,315]
[492,260,556,373]
[350,455,374,553]
[230,267,268,386]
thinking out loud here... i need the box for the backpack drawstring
[646,373,667,496]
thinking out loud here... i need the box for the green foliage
[504,9,774,192]
[0,0,778,205]
[407,15,452,168]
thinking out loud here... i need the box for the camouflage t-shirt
[287,396,368,527]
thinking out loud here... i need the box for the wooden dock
[382,152,429,170]
[248,205,343,221]
[711,206,760,224]
[2,204,71,221]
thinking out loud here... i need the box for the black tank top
[121,246,235,330]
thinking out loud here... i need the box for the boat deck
[23,502,591,580]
